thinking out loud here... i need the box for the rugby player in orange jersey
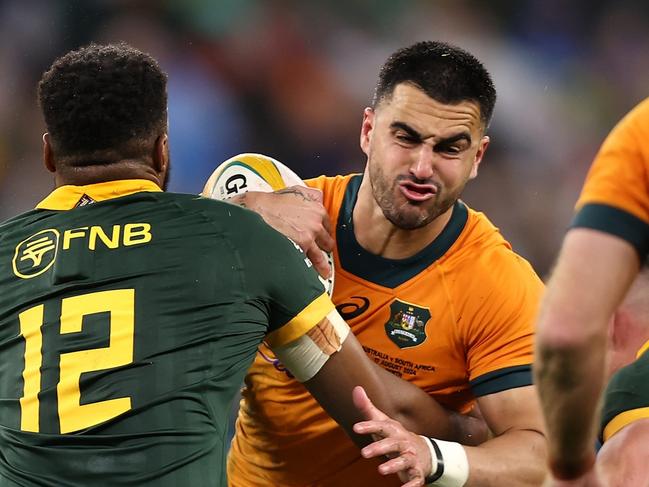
[225,41,547,486]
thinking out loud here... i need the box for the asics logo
[336,296,370,320]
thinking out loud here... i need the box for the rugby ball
[202,153,335,296]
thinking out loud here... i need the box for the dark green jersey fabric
[600,349,649,442]
[0,184,328,486]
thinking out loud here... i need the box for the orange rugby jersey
[228,174,543,487]
[572,97,649,257]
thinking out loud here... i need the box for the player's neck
[352,180,454,260]
[54,160,163,188]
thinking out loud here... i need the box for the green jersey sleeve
[212,202,335,346]
[600,351,649,442]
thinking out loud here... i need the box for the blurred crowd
[1,0,649,276]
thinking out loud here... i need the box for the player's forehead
[376,83,483,139]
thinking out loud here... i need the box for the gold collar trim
[36,179,162,210]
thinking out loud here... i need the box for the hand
[543,467,604,487]
[352,386,433,487]
[233,186,334,279]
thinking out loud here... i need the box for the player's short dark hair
[38,42,168,165]
[373,41,497,127]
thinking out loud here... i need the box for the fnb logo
[12,223,152,279]
[13,229,59,279]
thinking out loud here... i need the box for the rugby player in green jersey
[0,43,484,486]
[593,265,649,487]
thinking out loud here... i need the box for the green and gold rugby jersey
[600,340,649,443]
[0,179,332,486]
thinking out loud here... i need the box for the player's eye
[437,143,465,155]
[395,133,419,144]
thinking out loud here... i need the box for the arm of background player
[353,384,545,487]
[229,187,334,278]
[298,322,487,448]
[535,228,639,479]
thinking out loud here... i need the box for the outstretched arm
[292,320,487,448]
[371,363,488,446]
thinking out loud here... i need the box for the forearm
[534,229,639,478]
[463,429,547,487]
[373,364,487,445]
[535,322,607,477]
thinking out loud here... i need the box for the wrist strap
[421,436,469,487]
[424,437,444,482]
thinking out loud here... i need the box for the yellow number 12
[19,289,135,434]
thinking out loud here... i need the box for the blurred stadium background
[1,0,649,277]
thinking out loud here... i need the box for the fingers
[315,229,335,254]
[377,452,426,487]
[354,419,399,439]
[352,386,390,422]
[276,186,334,254]
[307,245,332,279]
[377,454,420,476]
[359,435,410,460]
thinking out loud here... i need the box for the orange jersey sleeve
[459,243,543,394]
[573,98,649,257]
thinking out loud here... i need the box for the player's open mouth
[399,181,437,202]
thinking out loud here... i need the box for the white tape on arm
[421,436,469,487]
[271,309,350,382]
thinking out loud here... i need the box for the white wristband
[420,436,469,487]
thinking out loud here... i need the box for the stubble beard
[369,160,463,231]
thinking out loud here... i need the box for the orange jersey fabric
[228,174,543,486]
[573,97,649,256]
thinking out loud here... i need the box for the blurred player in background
[0,42,482,486]
[595,263,649,487]
[536,98,649,486]
[225,41,547,486]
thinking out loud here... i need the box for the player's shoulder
[182,192,272,226]
[305,174,356,191]
[456,205,534,269]
[306,173,359,212]
[0,208,42,230]
[0,209,49,246]
[605,97,649,146]
[601,351,649,441]
[605,351,649,401]
[625,97,649,126]
[448,204,543,293]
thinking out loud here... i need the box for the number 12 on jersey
[18,289,135,434]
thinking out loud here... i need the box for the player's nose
[409,146,435,180]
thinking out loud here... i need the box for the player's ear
[469,135,490,180]
[153,133,169,178]
[360,107,374,156]
[43,133,55,173]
